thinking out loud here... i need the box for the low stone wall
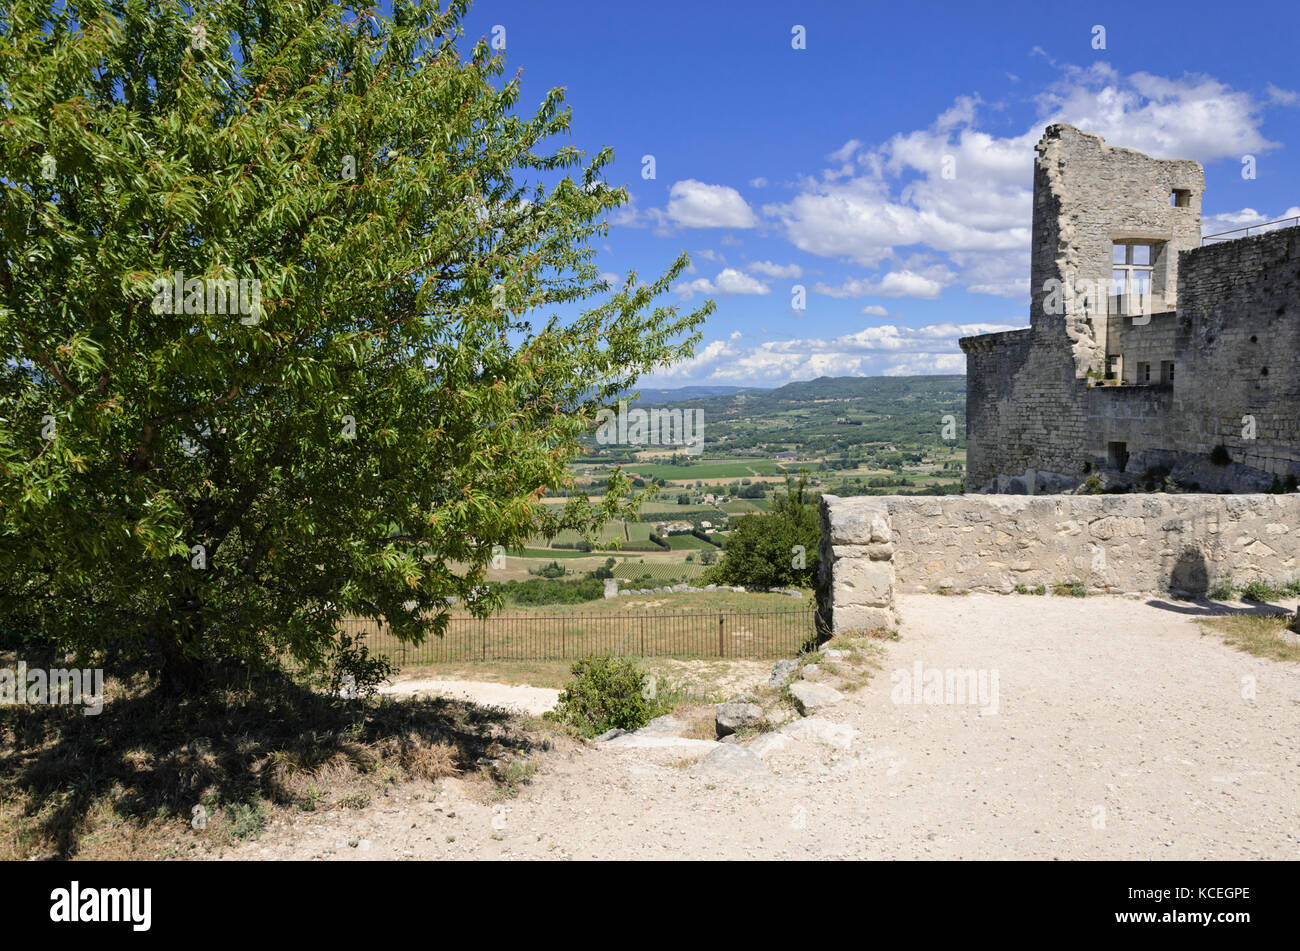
[818,493,1300,635]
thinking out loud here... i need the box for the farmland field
[665,534,719,550]
[625,459,786,481]
[612,560,709,582]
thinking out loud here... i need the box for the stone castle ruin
[960,124,1300,494]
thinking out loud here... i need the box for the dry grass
[1199,614,1300,663]
[0,667,550,860]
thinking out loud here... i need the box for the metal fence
[339,608,819,666]
[1202,215,1300,244]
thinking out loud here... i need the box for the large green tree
[703,476,821,590]
[0,0,710,688]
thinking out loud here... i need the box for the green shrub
[546,655,669,738]
[225,798,269,841]
[1239,579,1284,603]
[328,631,396,699]
[1209,577,1236,601]
[703,474,819,589]
[529,560,567,579]
[492,577,605,605]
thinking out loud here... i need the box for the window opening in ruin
[1161,361,1175,384]
[1111,243,1154,317]
[1137,361,1151,383]
[1171,189,1191,207]
[1108,441,1130,472]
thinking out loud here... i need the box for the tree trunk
[157,589,207,695]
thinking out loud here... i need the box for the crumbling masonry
[960,124,1300,494]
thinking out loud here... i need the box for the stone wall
[1029,124,1203,377]
[1172,227,1300,478]
[961,122,1299,493]
[818,493,1300,634]
[959,322,1089,489]
[1106,310,1177,384]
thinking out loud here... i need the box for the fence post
[718,614,724,657]
[639,615,645,656]
[481,618,486,661]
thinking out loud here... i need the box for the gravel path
[230,594,1300,860]
[378,678,561,716]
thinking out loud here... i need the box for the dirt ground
[222,594,1300,860]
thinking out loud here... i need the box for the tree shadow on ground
[1144,598,1293,618]
[0,667,538,859]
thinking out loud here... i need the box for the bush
[225,798,270,841]
[1210,577,1236,601]
[492,578,605,605]
[1239,579,1284,603]
[703,474,819,589]
[546,655,669,738]
[1210,444,1232,466]
[328,631,397,699]
[1052,582,1087,598]
[529,560,566,579]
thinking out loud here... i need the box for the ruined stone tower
[961,124,1300,494]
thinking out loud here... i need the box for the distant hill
[602,374,967,454]
[624,384,762,404]
[577,373,967,489]
[631,375,964,409]
[747,375,963,407]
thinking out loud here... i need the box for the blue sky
[458,0,1300,387]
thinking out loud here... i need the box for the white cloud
[644,320,1023,386]
[1036,65,1278,162]
[665,180,758,229]
[672,268,771,299]
[763,64,1280,303]
[882,353,967,376]
[861,305,890,317]
[1267,84,1299,107]
[814,268,949,300]
[747,260,803,278]
[1202,205,1300,237]
[872,270,945,298]
[749,177,769,188]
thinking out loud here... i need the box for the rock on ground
[715,701,763,737]
[747,732,793,759]
[789,681,844,714]
[688,744,771,780]
[769,659,799,687]
[636,715,687,737]
[778,717,858,750]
